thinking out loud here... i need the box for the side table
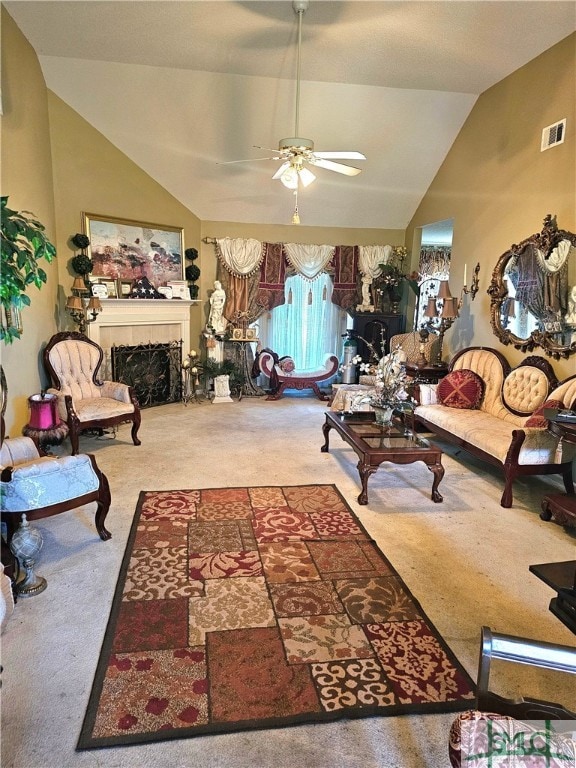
[540,420,576,528]
[405,362,449,385]
[227,339,265,397]
[529,560,576,635]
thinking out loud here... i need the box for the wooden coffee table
[321,411,444,505]
[541,420,576,528]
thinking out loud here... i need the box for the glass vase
[372,403,394,427]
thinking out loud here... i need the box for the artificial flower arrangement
[344,330,414,416]
[378,246,409,290]
[376,246,419,296]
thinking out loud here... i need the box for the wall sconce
[461,262,480,301]
[424,280,460,366]
[65,276,102,334]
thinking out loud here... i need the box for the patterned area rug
[78,485,475,749]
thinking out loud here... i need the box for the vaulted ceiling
[5,1,576,229]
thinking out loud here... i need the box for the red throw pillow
[525,399,565,428]
[437,369,484,409]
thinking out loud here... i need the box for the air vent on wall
[541,119,566,151]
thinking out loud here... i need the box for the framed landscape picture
[83,213,184,289]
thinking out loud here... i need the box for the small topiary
[185,263,201,282]
[71,252,93,276]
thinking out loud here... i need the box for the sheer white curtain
[259,273,346,369]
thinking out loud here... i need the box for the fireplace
[111,341,183,407]
[86,298,196,379]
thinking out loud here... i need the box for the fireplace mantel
[87,299,199,357]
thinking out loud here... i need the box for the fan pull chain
[292,189,300,225]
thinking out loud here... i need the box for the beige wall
[47,92,203,350]
[1,8,59,434]
[406,33,576,381]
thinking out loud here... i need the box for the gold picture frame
[117,279,133,297]
[98,278,118,298]
[84,212,184,289]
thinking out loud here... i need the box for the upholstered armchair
[389,331,440,366]
[43,331,141,455]
[1,426,112,544]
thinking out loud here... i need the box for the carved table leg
[356,460,378,505]
[321,422,332,452]
[540,494,576,528]
[426,459,444,503]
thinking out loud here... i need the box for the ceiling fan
[219,0,366,195]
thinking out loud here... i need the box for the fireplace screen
[111,341,182,408]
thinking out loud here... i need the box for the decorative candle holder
[182,350,204,405]
[461,262,480,301]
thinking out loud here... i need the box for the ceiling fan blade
[313,151,366,160]
[254,145,290,154]
[218,156,281,165]
[272,161,291,180]
[311,158,363,176]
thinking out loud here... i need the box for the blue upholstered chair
[1,426,112,545]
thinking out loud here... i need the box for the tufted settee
[414,347,576,507]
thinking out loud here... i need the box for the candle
[463,263,467,286]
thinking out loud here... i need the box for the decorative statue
[208,280,227,334]
[356,274,374,312]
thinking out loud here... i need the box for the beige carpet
[2,395,575,768]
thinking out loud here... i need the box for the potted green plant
[185,248,200,299]
[203,357,245,396]
[1,196,56,343]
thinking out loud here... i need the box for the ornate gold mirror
[488,215,576,359]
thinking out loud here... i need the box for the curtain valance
[418,246,451,279]
[358,245,392,277]
[210,238,396,315]
[216,237,265,278]
[283,243,336,281]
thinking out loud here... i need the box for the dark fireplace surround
[111,341,183,407]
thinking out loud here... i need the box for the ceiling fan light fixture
[299,167,316,187]
[280,165,299,189]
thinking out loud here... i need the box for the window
[259,273,346,369]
